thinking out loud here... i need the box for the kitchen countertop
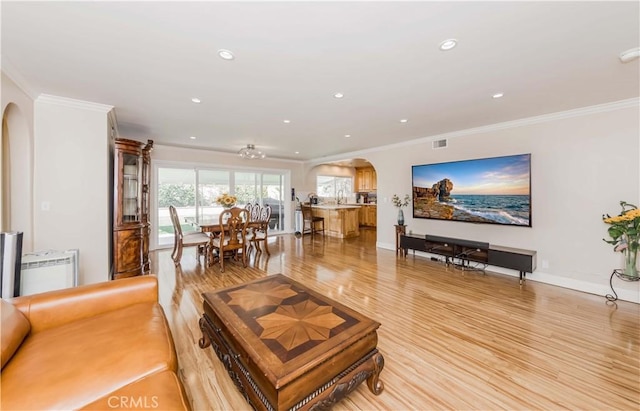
[311,204,361,209]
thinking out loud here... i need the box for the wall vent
[432,139,448,149]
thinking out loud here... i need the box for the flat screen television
[412,153,531,227]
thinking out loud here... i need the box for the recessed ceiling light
[189,136,197,140]
[191,97,201,104]
[295,151,300,154]
[345,134,351,138]
[334,92,344,99]
[492,92,504,99]
[217,49,235,60]
[439,39,458,51]
[399,119,408,123]
[283,119,291,124]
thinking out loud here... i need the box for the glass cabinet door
[122,152,140,223]
[113,138,153,280]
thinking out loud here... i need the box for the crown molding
[1,56,38,99]
[308,97,640,165]
[36,94,113,113]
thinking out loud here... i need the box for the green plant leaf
[608,226,623,239]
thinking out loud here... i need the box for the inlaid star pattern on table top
[256,300,346,351]
[226,281,298,312]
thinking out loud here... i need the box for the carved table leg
[366,351,385,395]
[198,317,211,349]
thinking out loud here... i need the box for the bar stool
[300,204,324,239]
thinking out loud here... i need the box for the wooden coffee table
[199,274,384,411]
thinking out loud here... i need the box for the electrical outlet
[41,201,50,211]
[542,260,549,269]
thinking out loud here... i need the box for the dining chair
[301,203,324,239]
[247,204,272,255]
[169,205,211,266]
[246,202,261,222]
[210,207,249,272]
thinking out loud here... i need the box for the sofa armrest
[10,276,159,333]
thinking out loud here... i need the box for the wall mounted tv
[412,153,531,227]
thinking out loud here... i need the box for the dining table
[188,218,262,233]
[184,216,263,266]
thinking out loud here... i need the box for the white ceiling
[2,1,639,161]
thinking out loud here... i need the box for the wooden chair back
[259,204,272,225]
[246,203,273,255]
[219,207,249,249]
[169,205,183,240]
[169,205,210,266]
[300,203,324,238]
[246,203,261,222]
[300,203,313,222]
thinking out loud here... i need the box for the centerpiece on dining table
[216,193,237,209]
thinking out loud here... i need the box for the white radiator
[20,249,79,296]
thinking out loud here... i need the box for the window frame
[151,160,290,250]
[316,175,353,199]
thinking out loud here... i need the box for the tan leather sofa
[1,276,191,410]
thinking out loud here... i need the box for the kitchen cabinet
[366,205,377,227]
[311,206,360,238]
[358,204,377,227]
[356,167,377,192]
[112,138,153,279]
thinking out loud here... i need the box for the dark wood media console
[400,234,536,284]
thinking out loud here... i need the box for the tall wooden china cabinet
[112,138,153,279]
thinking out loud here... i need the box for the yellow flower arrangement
[215,193,237,208]
[603,201,639,278]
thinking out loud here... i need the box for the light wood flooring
[153,229,640,411]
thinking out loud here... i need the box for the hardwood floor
[152,229,640,410]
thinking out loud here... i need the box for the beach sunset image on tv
[412,154,531,226]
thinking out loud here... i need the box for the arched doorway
[304,157,377,237]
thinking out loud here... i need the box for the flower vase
[621,248,639,279]
[397,208,405,226]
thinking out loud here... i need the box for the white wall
[1,73,35,250]
[359,100,639,302]
[33,95,113,285]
